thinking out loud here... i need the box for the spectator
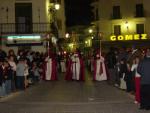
[0,49,7,60]
[119,58,127,90]
[8,56,17,91]
[32,62,41,82]
[137,49,150,110]
[24,59,29,88]
[131,57,141,104]
[3,60,13,95]
[0,59,6,97]
[16,58,25,90]
[8,49,17,63]
[106,47,117,84]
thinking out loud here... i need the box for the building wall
[0,0,49,23]
[93,0,150,41]
[0,0,66,53]
[0,0,65,36]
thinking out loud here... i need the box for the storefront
[101,33,150,51]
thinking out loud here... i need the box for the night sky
[65,0,94,27]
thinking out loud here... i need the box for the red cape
[65,58,73,80]
[65,57,85,81]
[42,58,57,81]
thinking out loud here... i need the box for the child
[16,58,25,90]
[119,59,127,90]
[32,62,40,82]
[131,57,141,104]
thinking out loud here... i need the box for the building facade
[0,0,66,53]
[91,0,150,47]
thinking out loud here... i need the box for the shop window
[136,24,144,34]
[114,25,121,35]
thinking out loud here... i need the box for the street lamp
[99,32,103,56]
[54,3,60,10]
[65,33,70,38]
[89,29,93,34]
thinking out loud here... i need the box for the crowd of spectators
[104,47,150,110]
[0,49,44,97]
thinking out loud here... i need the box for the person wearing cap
[137,49,150,110]
[93,52,107,81]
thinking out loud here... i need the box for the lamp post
[95,25,103,56]
[99,32,103,56]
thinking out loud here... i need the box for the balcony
[0,23,52,35]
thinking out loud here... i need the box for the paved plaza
[0,72,149,113]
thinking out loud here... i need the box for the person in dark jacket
[0,59,6,97]
[3,60,13,95]
[106,47,117,84]
[137,49,150,110]
[0,49,6,60]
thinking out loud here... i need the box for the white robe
[45,58,52,80]
[95,57,107,81]
[71,56,80,80]
[60,60,66,72]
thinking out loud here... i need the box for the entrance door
[15,3,32,34]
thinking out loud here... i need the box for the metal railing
[0,23,51,35]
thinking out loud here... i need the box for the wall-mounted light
[125,21,129,29]
[85,41,88,44]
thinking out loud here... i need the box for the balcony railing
[0,23,51,35]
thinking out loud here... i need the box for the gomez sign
[110,34,147,41]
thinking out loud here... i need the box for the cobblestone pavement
[0,71,149,113]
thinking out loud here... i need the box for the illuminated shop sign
[110,34,147,41]
[7,35,41,41]
[6,35,42,45]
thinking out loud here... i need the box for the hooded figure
[43,49,57,81]
[65,52,84,81]
[93,52,107,81]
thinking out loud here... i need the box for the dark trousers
[16,76,25,90]
[126,72,135,92]
[140,84,150,108]
[108,68,116,84]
